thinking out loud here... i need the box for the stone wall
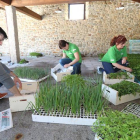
[0,0,140,56]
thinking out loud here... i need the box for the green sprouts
[30,52,43,57]
[110,81,140,97]
[107,72,130,79]
[35,75,108,115]
[14,67,49,80]
[92,109,140,140]
[127,54,140,81]
[19,59,29,64]
[62,74,85,88]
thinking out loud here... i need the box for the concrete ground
[0,56,140,140]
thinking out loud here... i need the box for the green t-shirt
[63,43,82,63]
[101,45,127,63]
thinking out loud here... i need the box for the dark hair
[59,40,69,49]
[0,27,8,39]
[110,35,127,46]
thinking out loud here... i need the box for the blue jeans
[59,58,81,74]
[100,59,128,74]
[0,83,3,87]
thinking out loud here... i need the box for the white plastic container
[32,107,97,126]
[51,63,73,82]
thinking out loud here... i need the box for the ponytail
[110,35,127,46]
[110,36,117,46]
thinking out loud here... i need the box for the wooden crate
[103,72,134,85]
[102,83,140,105]
[9,82,39,112]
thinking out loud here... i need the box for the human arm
[112,63,132,72]
[122,57,127,64]
[62,53,67,58]
[64,52,79,68]
[0,63,21,96]
[0,62,15,89]
[10,71,22,90]
[122,46,127,64]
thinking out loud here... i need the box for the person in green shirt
[59,40,82,74]
[97,35,132,74]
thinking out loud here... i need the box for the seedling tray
[19,75,49,82]
[32,107,97,126]
[122,103,140,118]
[103,72,134,85]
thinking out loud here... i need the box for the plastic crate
[129,40,140,54]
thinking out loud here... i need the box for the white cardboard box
[103,72,134,85]
[102,83,140,105]
[51,63,73,82]
[19,81,39,94]
[9,94,35,112]
[9,82,39,112]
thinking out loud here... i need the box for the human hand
[13,77,22,90]
[125,67,132,72]
[122,58,126,64]
[64,64,70,68]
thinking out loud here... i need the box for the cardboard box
[51,63,73,82]
[102,83,140,105]
[103,72,134,85]
[9,94,35,112]
[19,81,39,94]
[9,82,39,112]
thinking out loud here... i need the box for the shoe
[97,66,102,74]
[78,70,81,74]
[0,93,7,99]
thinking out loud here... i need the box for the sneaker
[0,93,7,99]
[97,66,102,74]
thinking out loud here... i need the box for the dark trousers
[59,58,81,74]
[100,59,128,74]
